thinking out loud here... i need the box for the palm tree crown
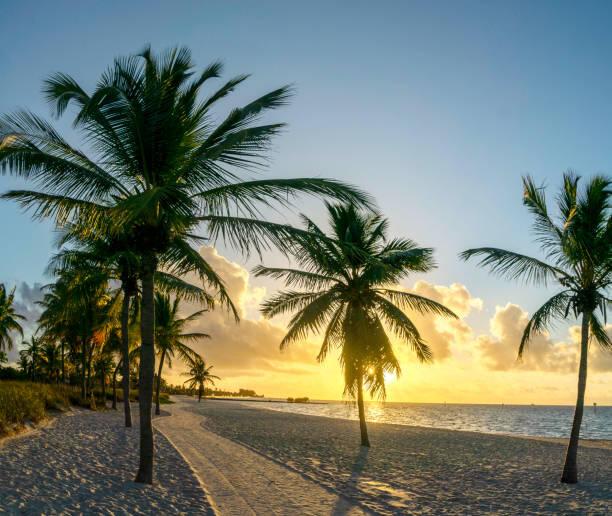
[461,174,611,354]
[0,284,25,352]
[183,358,220,401]
[256,203,457,445]
[461,173,610,484]
[0,46,371,484]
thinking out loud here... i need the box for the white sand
[181,397,612,515]
[0,405,213,514]
[2,397,609,515]
[155,398,364,515]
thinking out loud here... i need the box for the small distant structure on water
[287,397,310,404]
[594,402,597,414]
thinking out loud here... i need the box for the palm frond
[519,291,571,357]
[460,247,569,286]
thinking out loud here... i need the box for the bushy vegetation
[0,381,71,435]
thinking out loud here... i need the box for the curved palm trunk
[357,374,370,447]
[120,290,132,427]
[135,256,156,485]
[198,386,203,402]
[155,349,166,416]
[561,311,591,484]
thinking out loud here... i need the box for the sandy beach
[1,397,610,515]
[184,397,612,515]
[0,405,213,514]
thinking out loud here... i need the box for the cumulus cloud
[173,247,319,381]
[477,303,612,374]
[168,247,611,388]
[397,281,482,361]
[171,248,485,385]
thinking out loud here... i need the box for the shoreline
[232,398,612,446]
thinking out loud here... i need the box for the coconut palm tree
[461,173,611,484]
[154,292,209,415]
[0,284,25,353]
[0,46,370,483]
[255,203,457,447]
[183,358,220,401]
[19,336,42,380]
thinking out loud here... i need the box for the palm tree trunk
[61,341,65,383]
[198,386,202,402]
[101,372,106,408]
[112,362,120,410]
[561,310,591,484]
[81,341,87,398]
[357,374,370,447]
[155,349,166,416]
[120,290,132,427]
[135,255,157,485]
[86,345,94,397]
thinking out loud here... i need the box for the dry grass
[0,381,72,436]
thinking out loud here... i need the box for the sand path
[154,397,366,515]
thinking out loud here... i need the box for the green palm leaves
[461,173,611,354]
[257,203,457,446]
[462,173,611,484]
[0,46,371,483]
[0,284,25,352]
[182,359,220,401]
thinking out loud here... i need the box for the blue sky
[2,0,612,333]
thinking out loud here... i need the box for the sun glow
[384,371,397,384]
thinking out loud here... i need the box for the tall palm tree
[183,358,220,402]
[256,203,457,447]
[0,284,25,352]
[154,292,209,415]
[0,46,370,483]
[461,173,611,484]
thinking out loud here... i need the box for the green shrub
[0,382,51,435]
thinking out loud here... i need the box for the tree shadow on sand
[332,447,370,515]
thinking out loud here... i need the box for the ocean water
[240,400,612,440]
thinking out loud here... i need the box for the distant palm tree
[40,340,62,383]
[0,46,370,483]
[256,203,457,447]
[461,173,611,484]
[183,359,220,402]
[0,284,25,352]
[19,336,42,380]
[154,293,209,415]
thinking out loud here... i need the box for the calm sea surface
[238,400,612,440]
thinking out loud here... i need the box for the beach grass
[0,381,73,435]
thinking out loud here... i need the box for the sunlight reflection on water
[242,400,612,439]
